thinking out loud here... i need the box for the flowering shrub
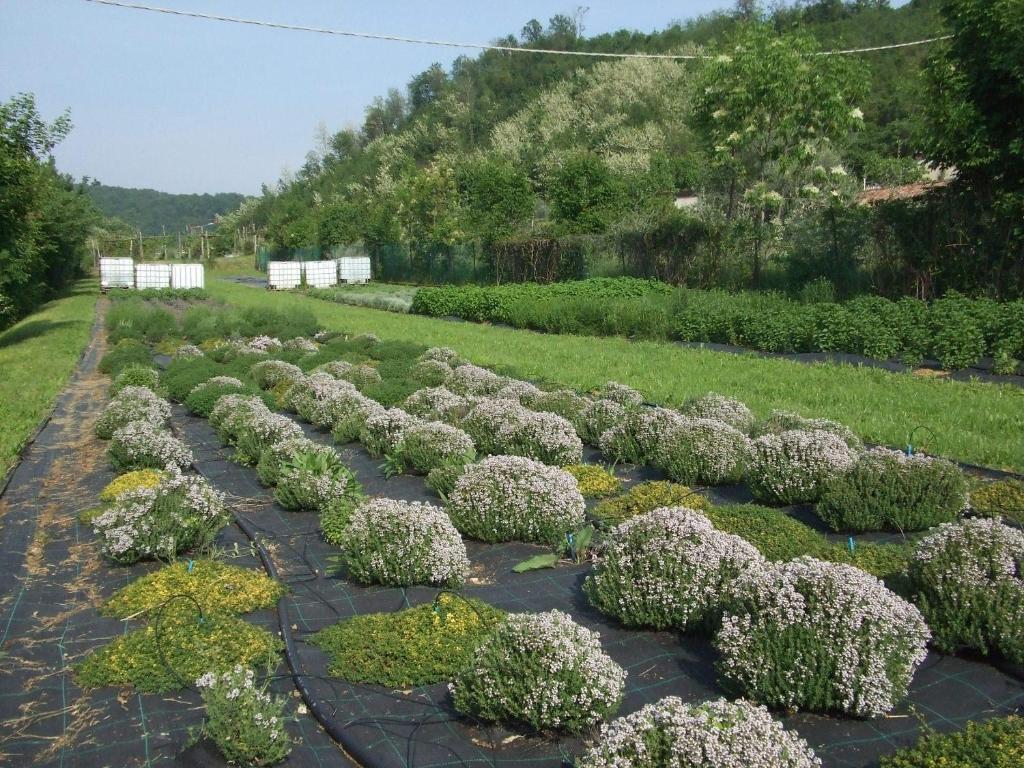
[95,386,171,440]
[172,343,203,359]
[282,336,318,353]
[446,363,506,395]
[411,358,453,386]
[314,359,353,379]
[426,462,468,500]
[747,429,858,504]
[360,407,419,457]
[390,420,475,474]
[419,346,463,365]
[563,464,621,498]
[275,445,362,513]
[909,518,1024,664]
[344,363,383,390]
[251,359,303,390]
[652,418,752,486]
[255,436,319,486]
[598,407,685,464]
[92,473,228,564]
[402,386,470,422]
[531,388,591,423]
[285,372,358,426]
[577,697,820,768]
[595,381,645,407]
[233,409,304,466]
[195,665,292,766]
[450,609,625,733]
[210,394,266,438]
[109,363,161,397]
[330,395,383,444]
[754,409,862,449]
[190,376,245,394]
[680,393,756,434]
[108,421,193,472]
[184,377,248,417]
[585,507,763,632]
[494,380,543,404]
[339,498,469,587]
[446,456,585,545]
[715,557,930,716]
[98,468,167,502]
[578,399,628,445]
[818,448,967,532]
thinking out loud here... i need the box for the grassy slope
[0,281,98,478]
[211,279,1024,472]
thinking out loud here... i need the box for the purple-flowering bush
[232,409,304,466]
[446,456,585,545]
[577,696,820,768]
[464,399,583,465]
[450,609,625,733]
[747,429,858,504]
[108,421,193,472]
[256,435,320,487]
[680,393,756,434]
[494,380,543,404]
[95,386,171,440]
[653,418,752,486]
[585,507,763,631]
[172,343,203,360]
[715,557,930,716]
[340,498,468,587]
[315,360,353,380]
[209,394,267,439]
[190,376,244,394]
[282,336,318,353]
[419,346,463,366]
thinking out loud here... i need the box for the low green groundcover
[310,594,505,688]
[880,717,1024,768]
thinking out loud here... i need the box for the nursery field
[0,280,98,479]
[2,289,1022,768]
[211,279,1024,472]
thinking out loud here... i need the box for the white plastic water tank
[303,260,338,289]
[267,261,302,290]
[135,263,172,290]
[171,263,205,290]
[100,257,135,289]
[338,256,371,283]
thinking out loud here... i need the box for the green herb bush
[99,339,153,376]
[109,362,161,396]
[880,717,1024,768]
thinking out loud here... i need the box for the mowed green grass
[0,281,98,478]
[211,279,1024,472]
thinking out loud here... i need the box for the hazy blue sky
[0,0,743,195]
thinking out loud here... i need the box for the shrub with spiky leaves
[390,421,475,475]
[909,518,1024,665]
[446,456,585,546]
[577,696,820,768]
[681,393,756,434]
[340,498,468,587]
[715,557,930,716]
[652,418,752,486]
[451,609,626,733]
[95,386,171,440]
[585,507,764,632]
[108,421,193,472]
[818,448,967,532]
[747,429,858,504]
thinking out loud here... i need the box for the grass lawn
[0,281,98,478]
[210,278,1024,473]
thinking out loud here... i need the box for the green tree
[456,156,534,243]
[548,151,629,234]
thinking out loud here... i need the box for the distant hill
[84,183,245,234]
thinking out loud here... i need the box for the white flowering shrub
[108,421,193,472]
[652,419,752,486]
[446,363,507,395]
[585,507,763,631]
[754,409,862,449]
[360,407,419,457]
[243,335,283,354]
[595,381,645,407]
[446,456,585,545]
[210,394,266,438]
[95,386,171,440]
[344,363,382,390]
[195,665,291,766]
[463,399,583,465]
[314,359,353,379]
[411,358,453,387]
[233,409,305,466]
[715,557,930,716]
[294,376,360,428]
[275,444,361,513]
[391,421,475,474]
[92,473,228,564]
[598,407,685,464]
[340,498,468,587]
[494,380,543,404]
[282,336,318,353]
[577,696,820,768]
[531,389,591,424]
[256,435,320,487]
[578,399,628,445]
[251,359,303,390]
[402,386,471,422]
[680,393,756,434]
[330,395,383,444]
[747,429,858,504]
[419,346,463,366]
[909,518,1024,665]
[451,609,625,733]
[184,377,251,418]
[172,343,203,360]
[190,376,245,394]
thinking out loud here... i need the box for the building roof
[856,179,951,205]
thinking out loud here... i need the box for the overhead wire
[82,0,952,59]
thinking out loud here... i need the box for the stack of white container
[98,258,205,291]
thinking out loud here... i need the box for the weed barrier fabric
[174,408,1024,768]
[0,319,344,767]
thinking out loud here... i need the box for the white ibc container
[338,256,371,283]
[100,257,135,289]
[268,261,302,290]
[303,260,337,289]
[135,263,172,290]
[171,263,205,289]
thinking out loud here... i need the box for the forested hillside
[84,183,245,234]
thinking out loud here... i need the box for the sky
[0,0,742,196]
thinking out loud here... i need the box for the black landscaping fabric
[2,310,1023,768]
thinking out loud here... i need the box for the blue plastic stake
[906,444,914,456]
[187,559,195,573]
[848,537,856,553]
